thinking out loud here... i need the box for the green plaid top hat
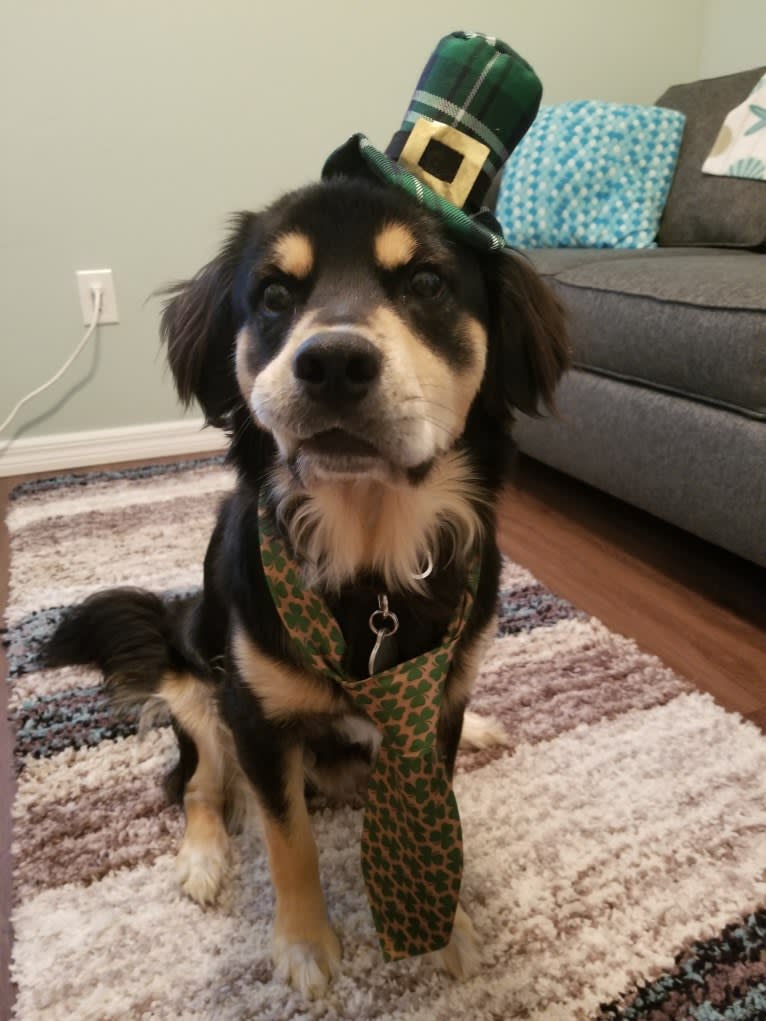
[323,31,542,252]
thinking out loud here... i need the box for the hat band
[397,117,491,210]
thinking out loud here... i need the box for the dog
[46,172,568,997]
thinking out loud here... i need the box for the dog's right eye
[260,282,294,315]
[409,269,445,300]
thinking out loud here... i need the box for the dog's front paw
[272,920,341,999]
[175,821,229,906]
[434,903,480,980]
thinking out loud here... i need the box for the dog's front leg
[227,632,342,996]
[254,740,341,998]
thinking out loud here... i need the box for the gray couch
[510,67,766,567]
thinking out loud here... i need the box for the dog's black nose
[293,333,381,404]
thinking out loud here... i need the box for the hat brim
[322,134,507,253]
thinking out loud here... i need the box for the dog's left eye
[409,269,445,300]
[260,282,294,314]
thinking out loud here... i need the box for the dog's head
[161,177,568,490]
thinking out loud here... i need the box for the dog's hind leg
[159,675,232,906]
[45,589,234,904]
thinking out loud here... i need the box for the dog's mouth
[291,427,392,482]
[301,428,381,460]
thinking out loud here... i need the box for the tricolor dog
[47,32,568,998]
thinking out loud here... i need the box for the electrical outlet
[76,269,119,325]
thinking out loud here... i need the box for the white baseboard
[0,419,227,477]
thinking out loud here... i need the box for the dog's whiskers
[228,400,259,445]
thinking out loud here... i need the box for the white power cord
[0,286,105,439]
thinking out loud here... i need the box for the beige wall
[1,1,704,443]
[699,0,766,78]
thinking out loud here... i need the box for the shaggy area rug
[3,459,766,1021]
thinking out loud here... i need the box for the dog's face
[162,177,567,490]
[236,188,491,486]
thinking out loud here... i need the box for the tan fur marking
[368,305,487,451]
[232,626,344,719]
[273,447,487,592]
[271,231,314,279]
[183,796,224,833]
[159,674,235,903]
[434,902,480,978]
[262,744,325,916]
[458,315,490,419]
[242,308,317,432]
[235,324,254,395]
[256,743,339,989]
[374,222,417,270]
[160,675,226,812]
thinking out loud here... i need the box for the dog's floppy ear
[160,212,258,428]
[482,249,570,421]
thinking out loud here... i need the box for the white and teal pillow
[702,73,766,181]
[496,100,686,248]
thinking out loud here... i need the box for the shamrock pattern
[361,748,462,958]
[258,504,346,678]
[258,495,478,960]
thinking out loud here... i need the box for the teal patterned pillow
[496,101,686,248]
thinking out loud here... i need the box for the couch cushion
[526,248,766,419]
[514,369,766,566]
[656,67,766,248]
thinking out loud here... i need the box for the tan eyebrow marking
[374,223,417,271]
[271,231,314,279]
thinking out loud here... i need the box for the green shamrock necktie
[257,494,478,960]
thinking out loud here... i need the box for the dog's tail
[44,588,243,819]
[45,587,199,714]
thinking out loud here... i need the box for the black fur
[45,588,201,706]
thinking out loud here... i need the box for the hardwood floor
[0,453,764,1018]
[498,457,766,729]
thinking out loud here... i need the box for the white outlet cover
[76,269,119,324]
